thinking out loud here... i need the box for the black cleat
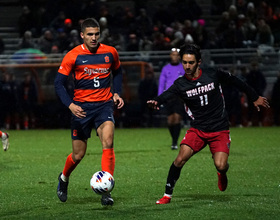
[57,172,68,202]
[101,193,114,206]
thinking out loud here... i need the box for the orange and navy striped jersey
[58,43,121,103]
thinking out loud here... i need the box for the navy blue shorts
[71,100,115,140]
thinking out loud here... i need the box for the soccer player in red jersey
[55,18,124,205]
[148,44,270,204]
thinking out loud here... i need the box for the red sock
[62,153,79,177]
[101,148,115,176]
[0,131,2,138]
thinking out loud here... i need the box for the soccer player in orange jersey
[55,18,124,205]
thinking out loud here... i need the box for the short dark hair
[179,43,201,62]
[81,18,100,32]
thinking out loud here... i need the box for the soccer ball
[90,171,115,195]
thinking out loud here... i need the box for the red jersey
[58,43,121,103]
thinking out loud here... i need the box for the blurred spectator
[184,33,194,44]
[18,30,37,49]
[0,36,4,54]
[80,1,100,20]
[67,29,82,51]
[271,73,280,125]
[99,17,112,45]
[239,14,257,47]
[228,5,238,22]
[37,29,55,54]
[18,5,35,37]
[216,11,230,36]
[171,0,202,22]
[33,6,49,36]
[63,18,74,35]
[55,29,71,53]
[110,32,126,51]
[111,6,126,32]
[246,2,258,24]
[152,31,168,51]
[135,8,153,38]
[138,65,158,127]
[182,19,195,39]
[211,0,226,15]
[221,20,245,48]
[51,45,59,54]
[270,7,280,46]
[169,22,185,48]
[19,72,38,129]
[246,61,267,126]
[121,7,136,36]
[204,31,218,49]
[153,4,174,27]
[236,0,247,15]
[126,33,139,51]
[193,19,208,48]
[98,4,114,30]
[0,72,20,129]
[50,11,67,32]
[257,0,273,22]
[256,18,274,46]
[139,35,153,60]
[164,26,174,48]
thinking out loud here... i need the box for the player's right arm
[147,82,180,110]
[54,72,86,118]
[54,50,86,118]
[54,72,73,108]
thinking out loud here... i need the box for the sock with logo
[165,162,182,195]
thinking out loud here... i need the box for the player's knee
[102,139,113,149]
[174,156,187,167]
[73,152,85,162]
[215,161,229,173]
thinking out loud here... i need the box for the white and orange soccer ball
[90,171,115,195]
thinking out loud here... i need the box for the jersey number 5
[199,94,208,106]
[93,77,100,87]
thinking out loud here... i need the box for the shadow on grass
[176,193,232,202]
[86,149,161,156]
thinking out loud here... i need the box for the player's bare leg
[213,152,229,191]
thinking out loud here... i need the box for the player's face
[80,27,100,51]
[182,54,200,77]
[170,51,180,64]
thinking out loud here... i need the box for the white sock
[164,193,172,198]
[61,173,69,182]
[1,133,7,139]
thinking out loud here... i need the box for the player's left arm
[218,69,270,111]
[112,66,124,109]
[253,96,270,111]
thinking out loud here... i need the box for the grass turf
[0,127,279,219]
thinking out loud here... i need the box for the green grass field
[1,127,280,219]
